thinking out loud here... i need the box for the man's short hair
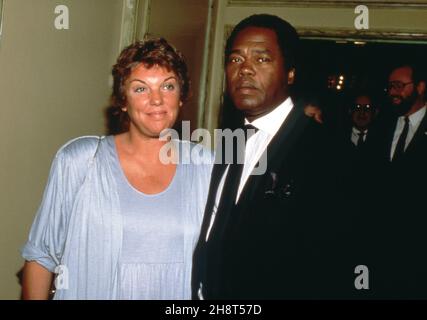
[347,90,379,111]
[389,61,427,100]
[225,14,300,72]
[390,61,426,86]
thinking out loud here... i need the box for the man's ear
[416,80,426,97]
[287,68,295,85]
[121,106,127,112]
[179,101,183,107]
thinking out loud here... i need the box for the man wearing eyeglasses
[387,64,426,162]
[371,62,427,298]
[348,93,378,150]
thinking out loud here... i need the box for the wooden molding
[0,0,4,42]
[227,0,427,9]
[298,27,427,43]
[225,24,427,43]
[119,0,140,52]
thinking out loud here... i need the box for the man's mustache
[389,95,402,103]
[235,78,258,90]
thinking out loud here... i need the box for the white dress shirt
[351,127,368,146]
[205,97,294,241]
[390,105,426,160]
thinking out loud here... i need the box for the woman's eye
[163,83,175,90]
[134,87,146,93]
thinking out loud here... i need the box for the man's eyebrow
[229,48,272,55]
[252,49,272,54]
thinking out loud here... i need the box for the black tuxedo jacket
[367,109,427,298]
[339,125,378,189]
[192,104,354,299]
[382,109,427,170]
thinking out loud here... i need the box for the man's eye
[258,57,271,63]
[134,87,146,93]
[229,56,242,63]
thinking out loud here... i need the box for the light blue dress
[21,136,212,299]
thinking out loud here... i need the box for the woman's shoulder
[55,135,105,163]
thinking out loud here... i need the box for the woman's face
[123,63,182,138]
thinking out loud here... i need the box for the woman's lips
[147,111,167,119]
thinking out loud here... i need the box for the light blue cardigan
[22,136,212,299]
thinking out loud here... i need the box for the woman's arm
[21,261,54,300]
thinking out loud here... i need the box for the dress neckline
[107,135,180,197]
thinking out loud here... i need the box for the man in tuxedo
[192,14,351,299]
[385,63,426,163]
[348,93,378,150]
[370,62,427,298]
[341,92,379,190]
[338,92,381,293]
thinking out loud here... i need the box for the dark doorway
[296,39,427,131]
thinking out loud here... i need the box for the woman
[21,38,212,299]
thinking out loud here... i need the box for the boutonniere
[264,172,294,199]
[264,172,278,196]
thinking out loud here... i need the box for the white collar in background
[352,127,368,135]
[403,104,426,127]
[244,97,294,136]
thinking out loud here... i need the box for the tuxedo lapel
[236,105,310,210]
[405,110,427,156]
[382,114,398,162]
[197,161,227,242]
[198,104,309,244]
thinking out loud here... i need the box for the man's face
[387,66,418,116]
[351,96,375,130]
[225,27,293,121]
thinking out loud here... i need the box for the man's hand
[304,104,323,124]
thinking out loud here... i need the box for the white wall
[0,0,123,299]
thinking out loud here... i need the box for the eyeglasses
[386,81,413,91]
[351,104,375,112]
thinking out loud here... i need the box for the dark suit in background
[369,109,427,298]
[365,62,427,298]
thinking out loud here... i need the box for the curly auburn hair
[106,38,190,134]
